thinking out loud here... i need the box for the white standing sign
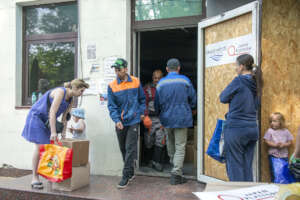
[205,34,254,67]
[193,184,279,200]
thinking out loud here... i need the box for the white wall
[0,0,131,176]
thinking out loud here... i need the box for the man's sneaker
[170,174,188,185]
[152,161,163,172]
[129,174,135,182]
[117,177,129,189]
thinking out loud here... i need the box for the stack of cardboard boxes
[52,139,90,191]
[184,126,197,168]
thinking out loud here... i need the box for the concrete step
[0,174,205,200]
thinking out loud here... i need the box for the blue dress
[22,87,72,144]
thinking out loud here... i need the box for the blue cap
[71,108,85,119]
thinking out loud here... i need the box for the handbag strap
[47,92,51,113]
[50,139,62,146]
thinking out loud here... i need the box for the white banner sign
[193,184,279,200]
[205,34,254,67]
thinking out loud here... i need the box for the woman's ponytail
[64,81,72,89]
[251,64,263,97]
[237,54,263,97]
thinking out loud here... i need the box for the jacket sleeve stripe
[157,78,190,90]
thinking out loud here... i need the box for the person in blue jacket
[107,58,146,189]
[155,58,197,185]
[220,54,262,181]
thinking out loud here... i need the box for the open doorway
[137,27,198,178]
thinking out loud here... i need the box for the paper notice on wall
[87,44,96,60]
[193,184,279,200]
[103,56,118,77]
[98,77,115,106]
[205,34,254,67]
[99,93,108,106]
[83,79,99,96]
[90,63,100,74]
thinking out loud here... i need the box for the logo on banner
[210,54,223,62]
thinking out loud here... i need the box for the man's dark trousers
[116,124,138,179]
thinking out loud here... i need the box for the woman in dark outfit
[22,79,89,189]
[220,54,262,181]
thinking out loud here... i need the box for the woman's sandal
[31,182,43,190]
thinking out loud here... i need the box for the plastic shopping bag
[289,154,300,181]
[37,142,73,183]
[275,183,300,200]
[270,156,296,184]
[206,119,226,163]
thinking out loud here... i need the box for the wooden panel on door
[204,13,252,180]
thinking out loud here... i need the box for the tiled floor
[0,174,206,200]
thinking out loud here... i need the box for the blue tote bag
[270,156,296,184]
[206,119,226,163]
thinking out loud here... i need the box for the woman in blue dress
[22,79,89,189]
[220,54,262,181]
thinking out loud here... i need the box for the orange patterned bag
[37,142,73,182]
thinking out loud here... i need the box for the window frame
[132,0,207,31]
[22,2,78,106]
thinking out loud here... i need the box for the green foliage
[25,4,78,35]
[28,42,75,94]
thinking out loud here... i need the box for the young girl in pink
[264,112,294,183]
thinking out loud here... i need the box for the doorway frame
[197,1,262,182]
[133,29,199,179]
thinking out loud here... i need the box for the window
[22,2,78,105]
[132,0,206,30]
[135,0,203,21]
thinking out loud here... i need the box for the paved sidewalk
[0,174,205,200]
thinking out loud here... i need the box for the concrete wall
[206,0,256,18]
[0,0,131,176]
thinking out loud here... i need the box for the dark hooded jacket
[220,74,259,128]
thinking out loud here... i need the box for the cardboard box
[194,125,197,150]
[61,139,89,167]
[185,144,194,163]
[52,163,90,191]
[187,128,194,141]
[193,146,197,169]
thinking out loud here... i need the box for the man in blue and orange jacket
[107,58,146,189]
[155,58,197,185]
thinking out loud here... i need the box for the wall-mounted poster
[205,34,254,67]
[87,43,96,60]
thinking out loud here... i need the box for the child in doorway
[264,112,294,183]
[68,108,86,140]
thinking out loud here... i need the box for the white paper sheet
[193,184,279,200]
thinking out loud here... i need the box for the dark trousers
[224,126,258,181]
[116,124,138,179]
